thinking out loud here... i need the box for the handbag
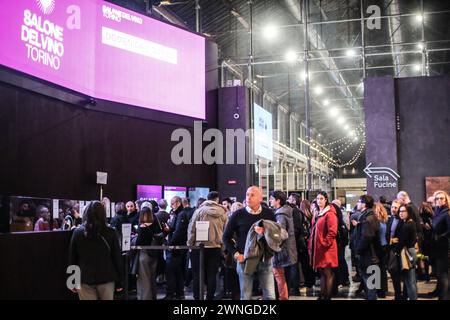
[387,250,399,274]
[400,247,417,270]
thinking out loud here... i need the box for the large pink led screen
[0,0,205,119]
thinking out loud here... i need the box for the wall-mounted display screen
[163,186,186,204]
[188,187,210,208]
[0,0,205,119]
[253,103,273,161]
[136,185,162,201]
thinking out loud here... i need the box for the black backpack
[333,204,349,247]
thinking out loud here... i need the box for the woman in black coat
[418,202,434,281]
[431,190,450,300]
[69,201,123,300]
[393,204,417,300]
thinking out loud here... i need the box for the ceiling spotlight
[344,124,350,130]
[415,14,423,23]
[353,136,358,142]
[285,50,298,63]
[253,80,257,84]
[329,107,338,117]
[313,86,323,95]
[337,117,345,124]
[299,71,308,81]
[263,24,278,40]
[417,43,424,50]
[413,64,422,72]
[349,130,356,137]
[323,99,330,106]
[318,133,322,137]
[345,49,356,57]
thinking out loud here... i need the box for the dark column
[217,86,251,201]
[364,76,399,201]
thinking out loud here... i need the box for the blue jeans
[357,265,378,300]
[402,268,418,300]
[236,259,275,300]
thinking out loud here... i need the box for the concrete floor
[148,276,438,300]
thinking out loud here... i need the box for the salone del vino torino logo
[36,0,56,15]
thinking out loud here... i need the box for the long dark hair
[316,191,330,207]
[300,199,312,220]
[399,204,414,221]
[419,202,433,217]
[83,201,107,238]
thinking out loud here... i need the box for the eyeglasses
[436,197,446,200]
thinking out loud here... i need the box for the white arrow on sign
[364,162,400,181]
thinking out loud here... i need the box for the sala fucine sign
[364,163,400,188]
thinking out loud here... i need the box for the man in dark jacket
[182,197,196,221]
[331,200,350,292]
[222,186,276,300]
[287,193,304,295]
[156,199,170,225]
[355,195,381,300]
[163,196,190,300]
[110,202,139,237]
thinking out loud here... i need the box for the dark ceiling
[108,0,450,166]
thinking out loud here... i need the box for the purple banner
[136,185,162,200]
[0,0,205,119]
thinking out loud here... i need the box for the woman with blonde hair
[431,190,450,300]
[374,203,389,298]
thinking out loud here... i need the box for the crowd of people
[11,199,83,232]
[67,187,450,301]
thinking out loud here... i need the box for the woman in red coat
[309,191,338,300]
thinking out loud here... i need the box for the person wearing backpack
[331,200,350,294]
[299,199,315,289]
[355,195,381,300]
[286,193,303,295]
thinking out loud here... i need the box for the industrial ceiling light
[323,99,330,106]
[417,43,424,50]
[344,124,349,130]
[313,86,323,95]
[329,107,338,117]
[285,50,298,63]
[263,24,278,40]
[413,64,422,72]
[337,116,345,124]
[345,49,356,57]
[299,71,308,81]
[415,14,424,23]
